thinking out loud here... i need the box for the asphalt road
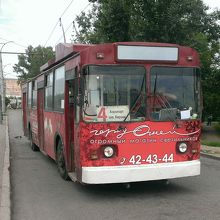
[9,110,220,220]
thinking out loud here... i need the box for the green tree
[13,45,54,84]
[76,0,220,120]
[76,0,220,44]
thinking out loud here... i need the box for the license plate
[128,154,174,165]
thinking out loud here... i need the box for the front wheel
[56,140,69,180]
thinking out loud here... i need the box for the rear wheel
[29,128,39,151]
[56,140,69,180]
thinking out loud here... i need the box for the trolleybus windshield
[82,65,146,122]
[150,67,201,121]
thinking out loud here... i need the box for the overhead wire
[55,2,92,45]
[60,0,75,18]
[43,21,60,47]
[44,0,76,47]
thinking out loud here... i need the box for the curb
[201,152,220,161]
[0,116,11,220]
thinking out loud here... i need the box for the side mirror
[74,77,85,107]
[76,94,84,107]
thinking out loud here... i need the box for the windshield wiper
[151,74,178,123]
[124,76,145,122]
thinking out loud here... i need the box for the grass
[201,122,220,147]
[201,141,220,148]
[214,123,220,133]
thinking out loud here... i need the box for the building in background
[5,78,21,97]
[4,78,21,109]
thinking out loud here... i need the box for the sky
[0,0,90,78]
[0,0,220,79]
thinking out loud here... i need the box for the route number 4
[97,107,108,121]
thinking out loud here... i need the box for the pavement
[201,145,220,159]
[0,116,219,220]
[0,116,10,220]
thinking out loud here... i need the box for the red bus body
[22,42,202,184]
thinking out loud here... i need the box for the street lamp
[3,63,13,70]
[0,41,13,122]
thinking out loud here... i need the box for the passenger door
[37,88,44,150]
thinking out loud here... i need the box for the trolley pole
[0,41,13,117]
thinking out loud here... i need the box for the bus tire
[56,140,69,181]
[29,129,39,151]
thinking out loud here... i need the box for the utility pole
[0,41,13,121]
[0,50,3,123]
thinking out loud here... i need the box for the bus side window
[68,81,74,105]
[32,80,37,108]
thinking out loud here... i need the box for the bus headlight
[178,142,188,153]
[103,146,114,158]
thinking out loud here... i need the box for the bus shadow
[75,179,195,198]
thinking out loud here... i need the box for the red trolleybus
[22,42,202,184]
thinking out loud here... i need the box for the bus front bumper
[81,160,200,184]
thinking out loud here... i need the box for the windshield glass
[150,67,201,121]
[83,65,146,122]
